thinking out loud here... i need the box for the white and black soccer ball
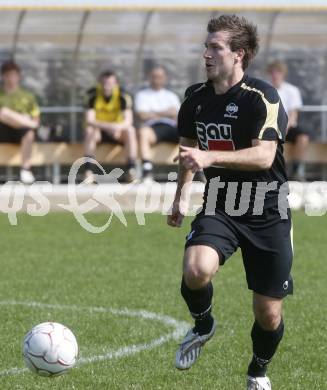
[23,322,78,377]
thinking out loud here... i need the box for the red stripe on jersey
[208,140,235,151]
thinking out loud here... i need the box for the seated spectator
[267,60,309,180]
[84,70,137,183]
[135,66,180,181]
[0,60,40,184]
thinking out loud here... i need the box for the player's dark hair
[99,70,117,80]
[207,15,259,70]
[1,60,21,75]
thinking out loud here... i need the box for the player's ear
[234,48,245,65]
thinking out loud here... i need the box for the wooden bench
[0,142,180,183]
[0,142,326,182]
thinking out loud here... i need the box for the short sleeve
[120,93,133,110]
[134,90,150,113]
[28,95,40,118]
[169,92,181,110]
[177,90,197,140]
[287,86,302,111]
[251,87,288,143]
[85,88,96,110]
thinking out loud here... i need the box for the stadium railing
[0,104,326,183]
[0,142,327,183]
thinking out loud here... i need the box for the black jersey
[178,75,289,217]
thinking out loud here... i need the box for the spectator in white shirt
[135,66,180,181]
[267,60,309,180]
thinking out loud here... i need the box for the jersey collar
[206,75,247,97]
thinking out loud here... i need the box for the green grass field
[0,211,326,389]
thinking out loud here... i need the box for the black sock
[180,277,214,335]
[84,155,95,173]
[127,159,136,170]
[248,319,284,377]
[292,160,300,175]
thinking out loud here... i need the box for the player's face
[149,68,167,90]
[203,31,239,81]
[101,75,117,96]
[2,70,20,91]
[269,69,285,88]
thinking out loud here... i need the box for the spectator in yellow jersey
[84,70,138,183]
[0,61,40,184]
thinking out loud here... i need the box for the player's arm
[168,86,198,228]
[120,108,133,128]
[156,107,178,119]
[0,107,39,129]
[86,108,120,132]
[178,139,277,172]
[167,137,198,227]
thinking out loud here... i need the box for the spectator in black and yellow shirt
[0,61,40,184]
[84,70,138,183]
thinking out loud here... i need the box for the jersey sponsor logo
[224,102,238,119]
[196,121,235,151]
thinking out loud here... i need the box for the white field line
[0,300,189,377]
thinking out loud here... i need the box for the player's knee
[0,106,9,117]
[121,125,135,140]
[139,126,152,141]
[85,126,95,138]
[184,260,214,289]
[255,307,281,331]
[23,130,35,142]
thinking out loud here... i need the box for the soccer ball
[23,322,78,377]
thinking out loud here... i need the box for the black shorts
[0,123,31,143]
[185,209,293,298]
[151,123,179,143]
[100,130,123,145]
[286,125,310,143]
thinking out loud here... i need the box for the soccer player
[0,60,40,184]
[135,66,180,181]
[167,15,293,390]
[84,70,137,183]
[267,60,309,181]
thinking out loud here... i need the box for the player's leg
[183,244,219,332]
[83,126,101,183]
[241,213,293,389]
[176,244,219,370]
[247,293,284,389]
[176,212,239,370]
[286,126,309,180]
[0,107,38,130]
[291,133,309,180]
[138,125,157,181]
[20,129,35,184]
[116,125,138,182]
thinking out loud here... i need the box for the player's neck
[212,70,244,95]
[4,84,19,94]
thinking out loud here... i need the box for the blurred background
[1,0,327,143]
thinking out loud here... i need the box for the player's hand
[167,201,187,228]
[175,146,215,173]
